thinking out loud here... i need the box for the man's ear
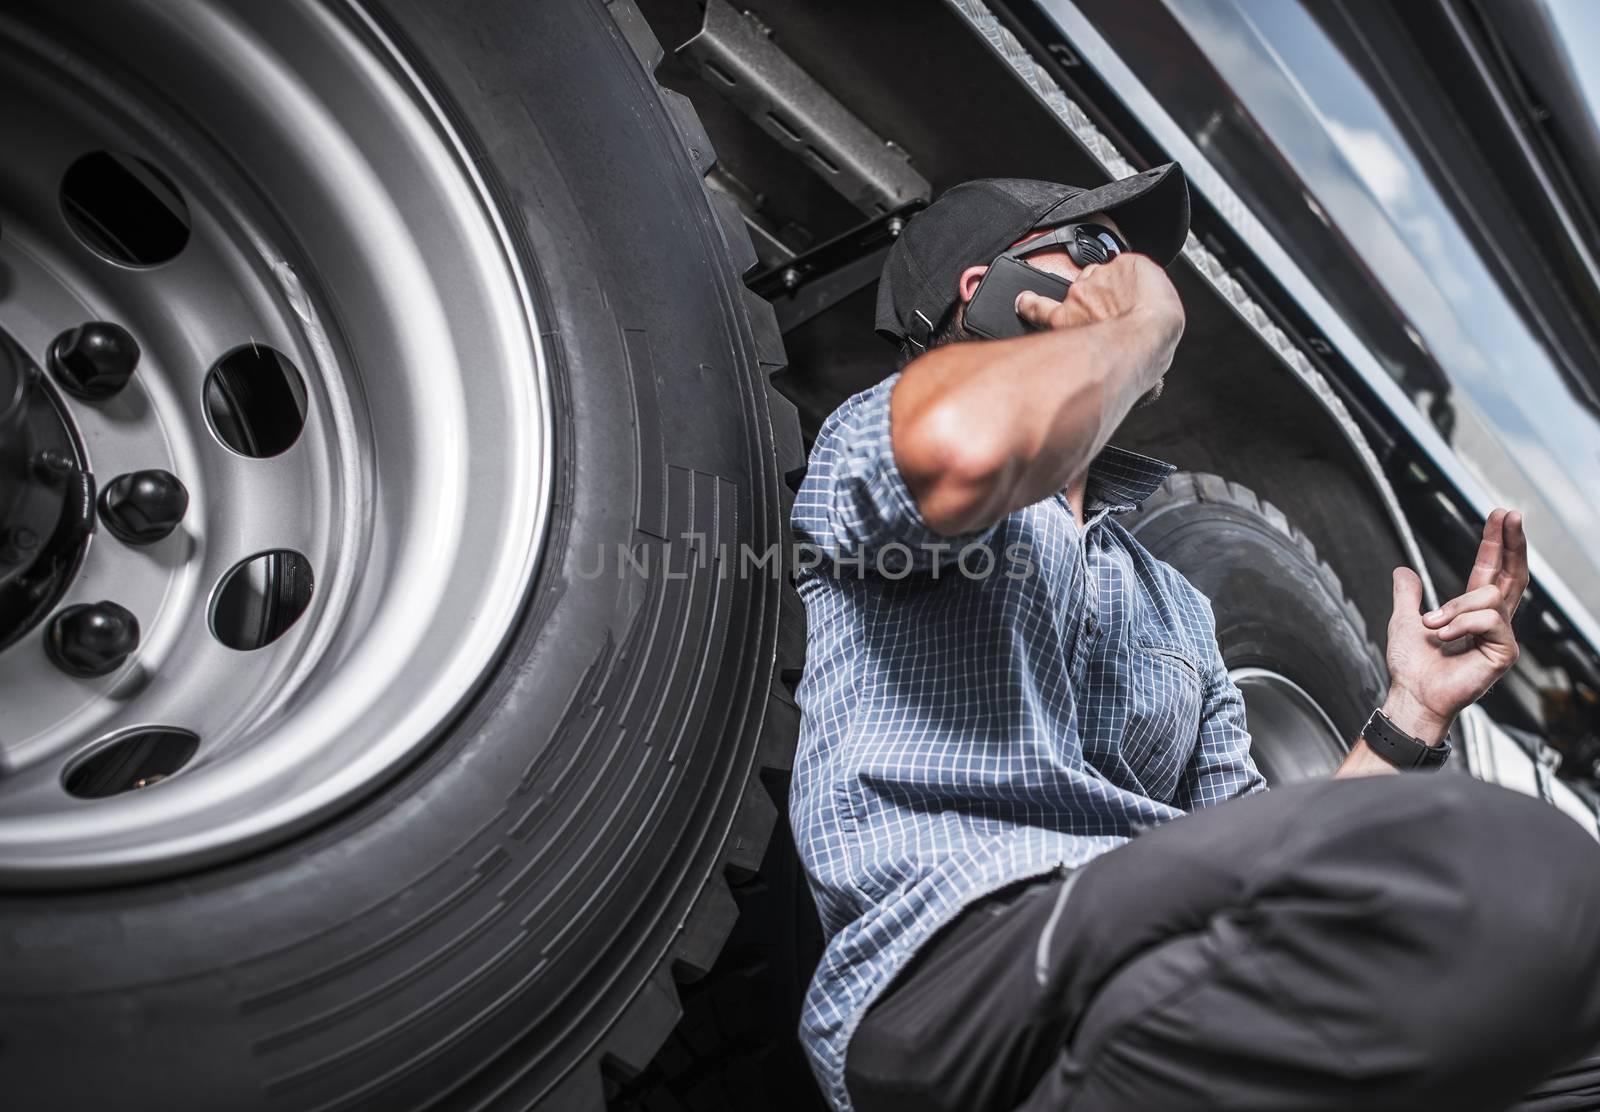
[958,264,988,303]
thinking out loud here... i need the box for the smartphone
[963,255,1072,340]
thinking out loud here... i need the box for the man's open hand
[1384,509,1528,744]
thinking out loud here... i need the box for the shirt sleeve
[791,373,998,574]
[1174,627,1267,811]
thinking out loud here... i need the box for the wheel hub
[0,0,550,884]
[0,325,92,651]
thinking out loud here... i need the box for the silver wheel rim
[1230,667,1348,783]
[0,0,549,882]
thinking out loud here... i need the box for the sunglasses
[1002,221,1129,269]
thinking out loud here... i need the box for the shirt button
[1083,614,1098,637]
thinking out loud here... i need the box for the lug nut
[44,601,140,677]
[47,321,140,400]
[98,469,188,545]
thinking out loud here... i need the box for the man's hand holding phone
[894,252,1187,535]
[1013,253,1186,386]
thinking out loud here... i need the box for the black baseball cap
[874,162,1190,347]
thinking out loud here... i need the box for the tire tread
[591,0,804,1103]
[1128,470,1380,660]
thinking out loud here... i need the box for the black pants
[844,775,1600,1112]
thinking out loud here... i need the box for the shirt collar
[1084,445,1176,514]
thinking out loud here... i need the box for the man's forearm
[1335,739,1401,778]
[890,311,1171,535]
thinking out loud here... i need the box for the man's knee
[1471,783,1600,980]
[1350,775,1599,902]
[1265,778,1600,1040]
[1432,778,1600,927]
[1381,779,1600,1072]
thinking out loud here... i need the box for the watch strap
[1361,708,1451,771]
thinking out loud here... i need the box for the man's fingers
[1423,585,1503,628]
[1014,290,1065,327]
[1465,508,1508,593]
[1436,607,1513,645]
[1498,510,1529,616]
[1391,566,1424,620]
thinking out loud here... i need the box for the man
[788,163,1600,1112]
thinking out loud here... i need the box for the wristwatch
[1360,708,1452,771]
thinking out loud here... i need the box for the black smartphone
[963,256,1072,340]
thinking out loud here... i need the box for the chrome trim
[1460,705,1600,834]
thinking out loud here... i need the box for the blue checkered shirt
[788,374,1266,1110]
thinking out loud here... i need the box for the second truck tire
[1124,471,1389,782]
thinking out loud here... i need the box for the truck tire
[0,1,802,1109]
[1123,471,1388,782]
